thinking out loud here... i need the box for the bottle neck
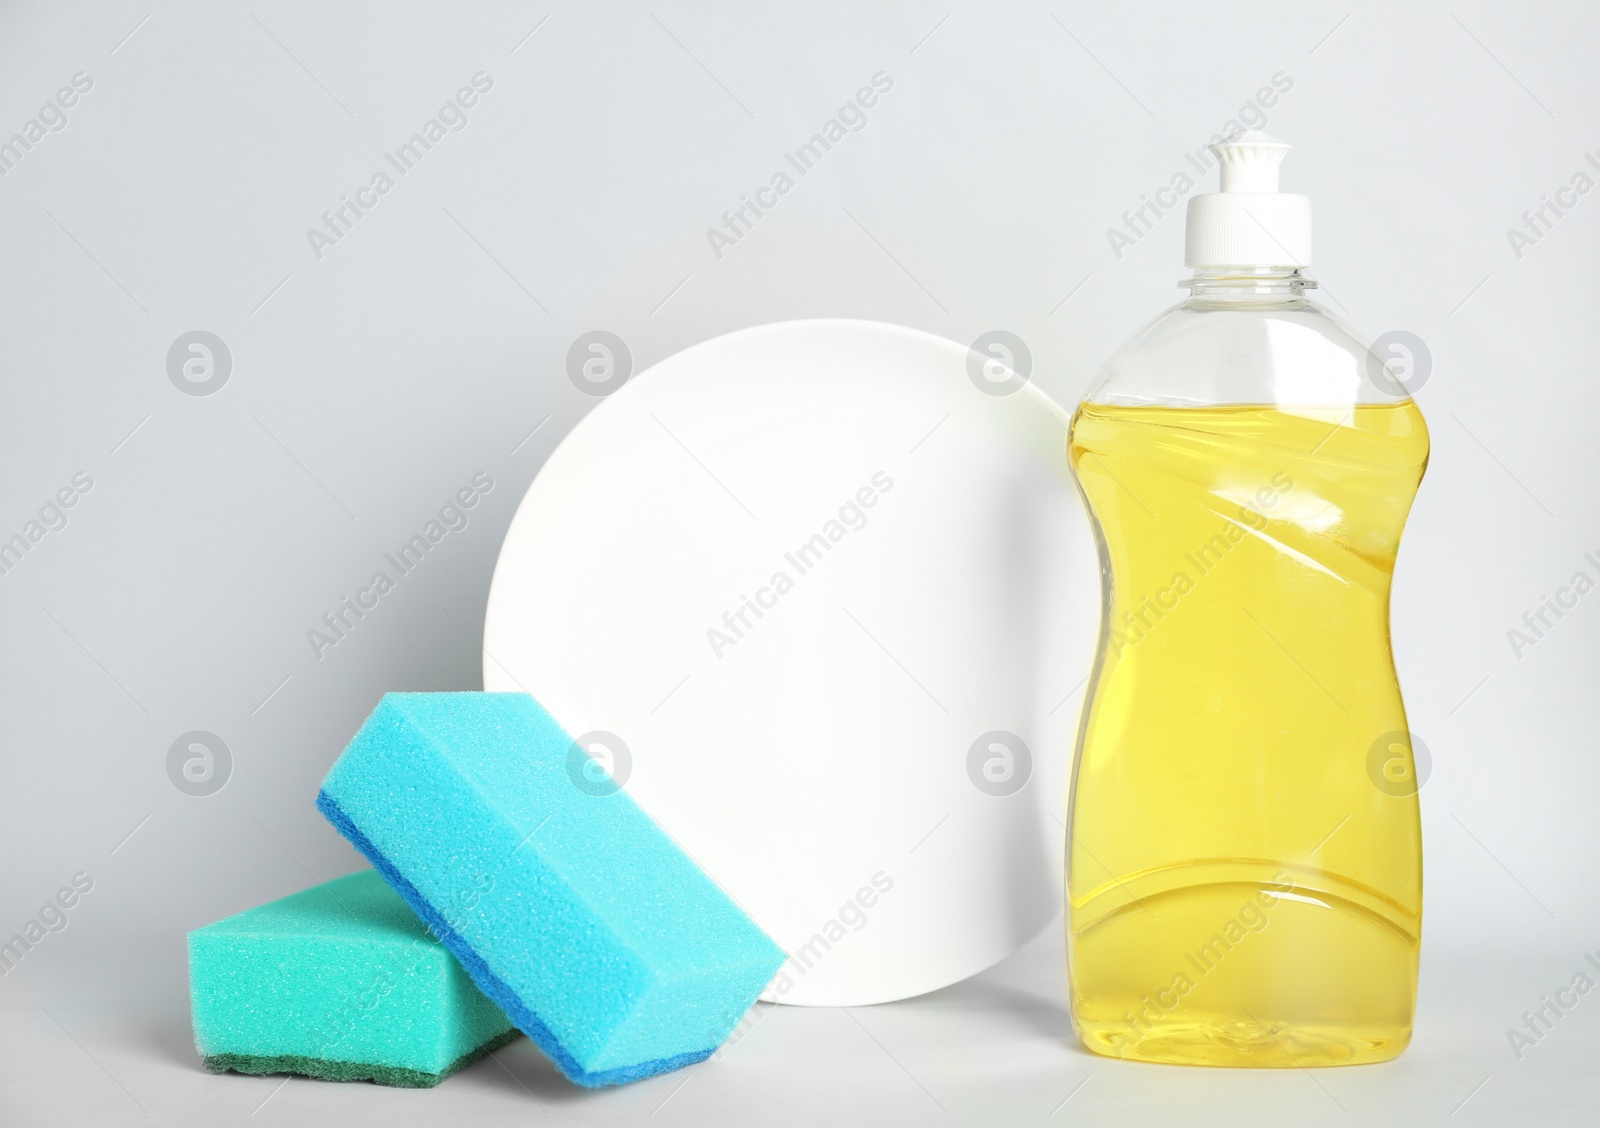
[1181,268,1315,309]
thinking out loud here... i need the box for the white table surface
[3,916,1593,1127]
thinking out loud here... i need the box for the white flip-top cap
[1185,131,1311,269]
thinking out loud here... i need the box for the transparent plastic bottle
[1066,133,1427,1067]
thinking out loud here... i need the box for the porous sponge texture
[316,692,787,1087]
[188,870,517,1086]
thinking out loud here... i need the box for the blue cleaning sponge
[316,692,786,1088]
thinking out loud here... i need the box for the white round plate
[484,320,1095,1006]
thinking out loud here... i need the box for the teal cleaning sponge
[188,870,517,1087]
[316,692,787,1088]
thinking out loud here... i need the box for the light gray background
[2,1,1596,1124]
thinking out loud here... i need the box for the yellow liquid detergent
[1066,400,1429,1067]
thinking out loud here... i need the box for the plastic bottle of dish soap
[1066,131,1427,1067]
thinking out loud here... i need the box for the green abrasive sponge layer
[188,869,518,1087]
[316,691,787,1088]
